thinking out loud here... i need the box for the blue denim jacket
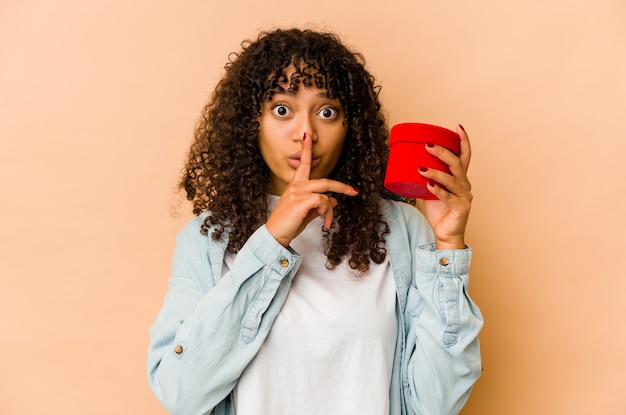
[147,199,483,415]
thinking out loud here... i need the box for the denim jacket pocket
[402,285,423,390]
[405,285,426,318]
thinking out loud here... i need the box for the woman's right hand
[265,133,359,247]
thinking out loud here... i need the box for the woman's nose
[294,116,316,142]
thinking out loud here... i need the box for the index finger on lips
[292,132,312,183]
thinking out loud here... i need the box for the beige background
[1,0,625,413]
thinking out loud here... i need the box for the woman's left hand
[418,125,473,250]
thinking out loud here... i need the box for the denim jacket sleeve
[147,218,301,415]
[383,200,482,415]
[404,245,483,415]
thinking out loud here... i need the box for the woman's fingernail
[459,124,466,132]
[352,187,360,193]
[303,132,307,141]
[426,143,435,148]
[428,180,436,187]
[418,166,428,172]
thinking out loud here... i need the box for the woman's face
[258,83,348,195]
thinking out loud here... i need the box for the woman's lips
[287,152,321,169]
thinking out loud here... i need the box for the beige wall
[1,0,625,413]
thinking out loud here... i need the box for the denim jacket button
[174,345,184,354]
[439,257,450,266]
[279,258,289,267]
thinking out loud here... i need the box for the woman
[147,28,483,415]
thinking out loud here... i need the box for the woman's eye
[272,104,290,117]
[318,107,338,120]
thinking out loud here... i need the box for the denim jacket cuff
[416,244,472,276]
[243,225,301,277]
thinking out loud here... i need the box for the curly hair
[181,28,395,273]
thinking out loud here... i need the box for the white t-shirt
[231,211,398,415]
